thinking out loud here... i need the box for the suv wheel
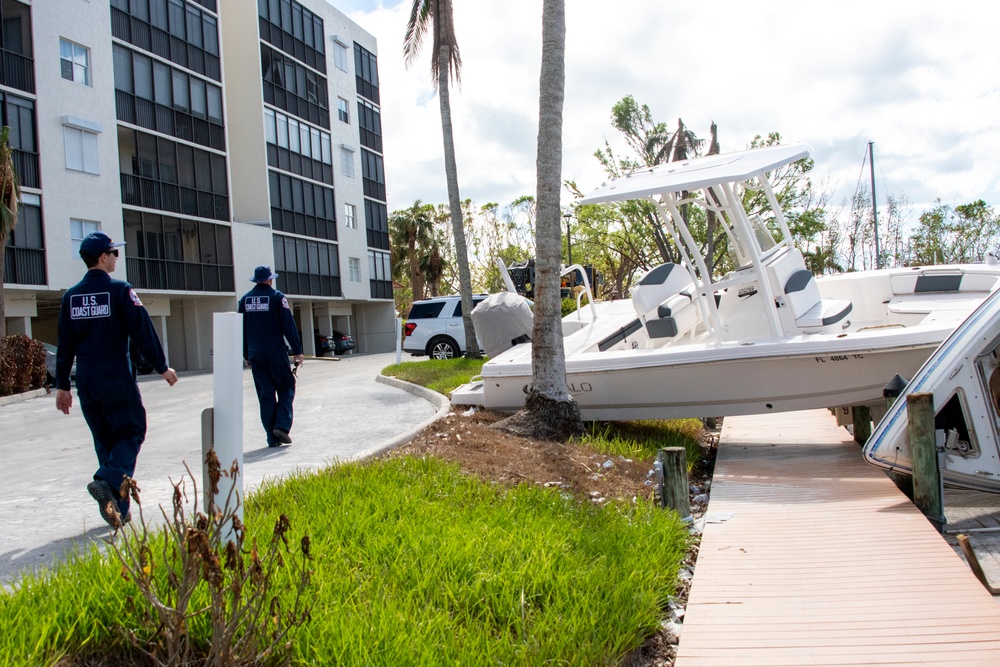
[427,337,460,360]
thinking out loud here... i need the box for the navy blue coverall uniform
[56,269,169,518]
[238,284,303,445]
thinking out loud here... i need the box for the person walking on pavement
[55,232,179,529]
[238,266,304,447]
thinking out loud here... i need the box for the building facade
[2,0,395,369]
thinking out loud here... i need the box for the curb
[366,375,453,458]
[0,387,50,407]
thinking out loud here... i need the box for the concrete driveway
[0,352,442,585]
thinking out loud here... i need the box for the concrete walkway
[0,352,444,585]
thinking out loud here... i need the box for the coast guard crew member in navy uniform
[238,266,304,447]
[55,232,179,528]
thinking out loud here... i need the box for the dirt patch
[390,407,720,667]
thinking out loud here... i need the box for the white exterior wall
[32,1,128,289]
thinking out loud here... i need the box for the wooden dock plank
[675,410,1000,667]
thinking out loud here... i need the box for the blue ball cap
[251,265,278,283]
[79,231,125,257]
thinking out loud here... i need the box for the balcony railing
[126,257,234,293]
[281,271,341,298]
[3,246,45,285]
[0,48,33,94]
[12,150,38,189]
[121,173,229,222]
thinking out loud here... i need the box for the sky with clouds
[336,0,1000,225]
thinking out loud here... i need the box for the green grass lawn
[0,358,697,666]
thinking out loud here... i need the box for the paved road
[0,352,442,585]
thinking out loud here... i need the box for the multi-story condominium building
[2,0,395,370]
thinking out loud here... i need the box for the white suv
[403,294,487,359]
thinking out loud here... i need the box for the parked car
[42,342,75,386]
[315,330,356,356]
[403,294,488,359]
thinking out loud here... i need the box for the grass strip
[0,456,688,666]
[382,357,485,395]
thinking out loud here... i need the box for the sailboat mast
[869,140,880,269]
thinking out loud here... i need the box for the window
[63,117,102,174]
[70,219,100,256]
[333,39,348,72]
[340,146,355,177]
[345,203,356,229]
[338,97,349,124]
[60,39,90,86]
[349,257,360,282]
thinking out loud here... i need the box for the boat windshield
[728,216,778,269]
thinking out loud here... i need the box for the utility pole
[563,210,573,265]
[869,141,881,269]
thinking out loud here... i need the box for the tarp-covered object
[471,292,533,358]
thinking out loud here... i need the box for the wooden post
[852,406,872,446]
[659,447,690,519]
[907,392,944,530]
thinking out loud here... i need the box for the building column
[156,315,169,366]
[299,301,315,356]
[5,316,31,337]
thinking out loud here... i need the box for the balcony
[125,257,234,293]
[0,47,33,94]
[120,173,229,222]
[3,246,45,285]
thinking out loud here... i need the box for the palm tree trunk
[494,0,582,440]
[530,0,568,403]
[437,43,480,358]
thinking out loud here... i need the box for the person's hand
[56,389,73,415]
[294,354,305,366]
[161,368,179,386]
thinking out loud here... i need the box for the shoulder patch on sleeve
[129,289,143,306]
[281,297,290,310]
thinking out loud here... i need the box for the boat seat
[890,271,998,295]
[646,292,699,339]
[795,298,852,328]
[631,262,694,317]
[767,249,853,330]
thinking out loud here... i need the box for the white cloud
[347,0,1000,222]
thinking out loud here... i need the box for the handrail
[561,263,599,320]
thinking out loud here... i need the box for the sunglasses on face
[107,249,119,257]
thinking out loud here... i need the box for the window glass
[349,257,360,282]
[157,136,177,183]
[168,0,186,39]
[203,15,219,55]
[338,98,349,123]
[207,85,222,123]
[340,147,353,177]
[186,6,203,48]
[113,44,133,93]
[333,42,347,71]
[190,77,207,118]
[71,219,100,255]
[264,107,276,144]
[172,70,189,111]
[321,134,332,165]
[288,117,300,153]
[60,39,90,85]
[153,61,172,106]
[345,203,356,229]
[133,53,153,100]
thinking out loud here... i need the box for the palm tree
[495,0,583,440]
[389,200,435,302]
[404,0,481,358]
[0,125,21,345]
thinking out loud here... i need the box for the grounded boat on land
[451,144,1000,420]
[864,288,1000,493]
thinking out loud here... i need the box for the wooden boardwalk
[676,409,1000,667]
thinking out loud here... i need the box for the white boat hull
[460,334,942,421]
